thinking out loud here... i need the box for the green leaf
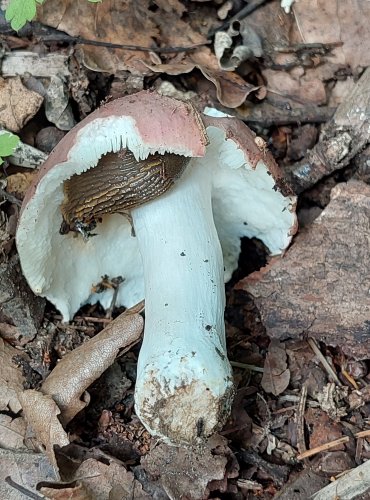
[5,0,44,31]
[88,0,102,2]
[0,133,20,165]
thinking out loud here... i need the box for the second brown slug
[60,149,190,237]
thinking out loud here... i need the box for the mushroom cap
[17,92,296,320]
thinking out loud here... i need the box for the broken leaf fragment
[261,340,290,396]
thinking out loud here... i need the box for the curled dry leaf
[238,181,370,360]
[144,47,257,108]
[214,21,262,71]
[41,312,143,425]
[0,77,43,133]
[261,340,290,396]
[0,338,24,412]
[142,435,229,499]
[19,390,70,476]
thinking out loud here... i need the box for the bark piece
[0,256,45,346]
[287,68,370,193]
[0,77,43,133]
[311,458,370,499]
[1,51,70,78]
[238,181,370,359]
[41,311,143,424]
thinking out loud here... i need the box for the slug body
[60,150,190,237]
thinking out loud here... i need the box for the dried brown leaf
[239,181,370,360]
[0,448,58,499]
[0,77,43,133]
[6,172,37,197]
[75,458,151,499]
[0,415,26,450]
[41,312,143,424]
[19,389,70,475]
[261,340,290,396]
[293,0,370,70]
[39,481,91,499]
[0,338,24,412]
[142,434,229,499]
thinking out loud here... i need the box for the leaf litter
[1,0,370,498]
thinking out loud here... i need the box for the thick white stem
[132,161,234,446]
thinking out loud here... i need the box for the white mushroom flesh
[132,159,234,445]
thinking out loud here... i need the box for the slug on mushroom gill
[60,149,190,239]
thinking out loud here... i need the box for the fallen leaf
[0,415,26,450]
[39,481,93,499]
[75,458,151,499]
[142,435,229,499]
[41,311,143,424]
[0,338,24,412]
[19,390,70,475]
[293,0,370,70]
[239,181,370,360]
[261,340,290,396]
[0,447,58,500]
[0,77,43,133]
[37,0,204,75]
[0,255,45,346]
[6,171,37,197]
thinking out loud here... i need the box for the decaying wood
[287,67,370,193]
[1,51,70,78]
[238,181,370,359]
[0,131,47,169]
[311,459,370,500]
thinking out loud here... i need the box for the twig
[297,436,349,460]
[307,338,343,386]
[230,360,264,373]
[229,104,335,127]
[5,477,44,500]
[295,384,308,457]
[37,33,210,54]
[0,187,22,206]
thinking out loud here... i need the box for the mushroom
[16,91,297,445]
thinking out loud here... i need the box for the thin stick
[307,338,342,386]
[5,477,44,500]
[295,384,308,456]
[230,360,264,373]
[297,436,350,460]
[37,33,210,54]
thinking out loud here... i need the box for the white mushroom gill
[16,115,196,320]
[132,159,234,445]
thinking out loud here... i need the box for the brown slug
[60,149,190,238]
